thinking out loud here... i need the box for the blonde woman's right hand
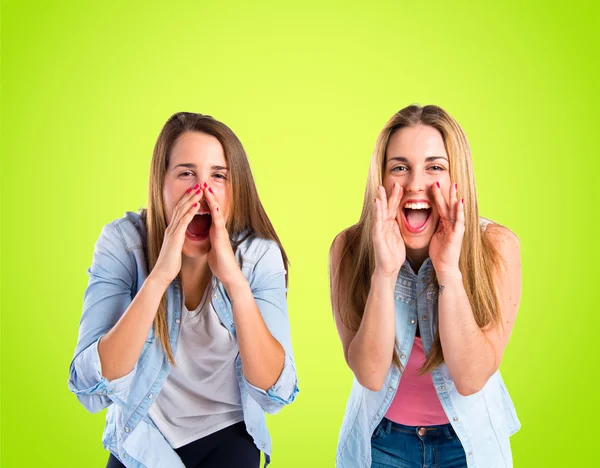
[151,184,204,285]
[372,183,405,278]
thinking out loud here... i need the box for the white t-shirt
[148,294,244,448]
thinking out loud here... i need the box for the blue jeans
[371,418,467,468]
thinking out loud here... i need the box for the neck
[406,246,429,274]
[180,254,212,310]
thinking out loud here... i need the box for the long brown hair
[332,105,501,373]
[143,112,288,364]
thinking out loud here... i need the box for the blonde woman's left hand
[203,184,245,289]
[429,182,465,277]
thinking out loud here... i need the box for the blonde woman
[69,112,298,468]
[331,105,521,467]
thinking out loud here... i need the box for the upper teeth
[404,202,431,209]
[197,211,210,215]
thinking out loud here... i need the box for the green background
[1,1,598,466]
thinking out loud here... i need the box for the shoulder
[99,211,146,252]
[482,221,520,271]
[235,234,283,266]
[330,227,351,262]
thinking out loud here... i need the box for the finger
[378,186,389,221]
[455,196,465,232]
[374,194,382,226]
[387,183,402,220]
[171,198,202,240]
[203,184,226,230]
[450,182,458,212]
[432,181,450,222]
[449,182,459,228]
[169,185,204,230]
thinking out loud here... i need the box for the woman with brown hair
[331,105,521,467]
[69,112,298,468]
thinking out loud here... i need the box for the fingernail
[374,198,377,203]
[196,190,201,194]
[217,206,219,212]
[193,184,199,189]
[186,188,192,194]
[208,187,214,194]
[461,198,464,204]
[203,182,207,188]
[193,203,198,207]
[436,181,440,188]
[455,183,458,190]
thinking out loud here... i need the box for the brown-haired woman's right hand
[150,184,204,285]
[372,183,406,278]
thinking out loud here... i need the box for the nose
[404,171,425,194]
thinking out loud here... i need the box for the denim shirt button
[388,386,394,392]
[410,319,416,324]
[175,319,180,324]
[453,417,459,422]
[400,354,406,360]
[148,393,153,399]
[439,385,445,391]
[422,315,428,320]
[124,427,130,433]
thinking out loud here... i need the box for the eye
[179,171,195,177]
[212,172,228,180]
[429,165,445,171]
[391,166,408,173]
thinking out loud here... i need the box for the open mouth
[186,211,212,241]
[401,201,432,234]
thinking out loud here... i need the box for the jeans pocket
[371,418,388,441]
[444,424,457,440]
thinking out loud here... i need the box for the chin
[403,235,432,252]
[182,238,211,257]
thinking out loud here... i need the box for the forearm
[436,270,496,394]
[98,274,169,380]
[347,272,397,391]
[226,277,285,391]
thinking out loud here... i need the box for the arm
[69,188,205,412]
[234,243,298,413]
[330,232,398,391]
[204,190,297,413]
[97,274,169,380]
[436,225,521,396]
[227,257,286,392]
[330,183,405,392]
[68,221,143,412]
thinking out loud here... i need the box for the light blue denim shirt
[337,219,520,468]
[68,212,298,468]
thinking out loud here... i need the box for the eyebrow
[387,156,448,165]
[172,163,229,171]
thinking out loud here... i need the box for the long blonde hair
[143,112,288,364]
[333,104,501,373]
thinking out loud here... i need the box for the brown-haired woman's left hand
[203,184,246,289]
[429,181,465,277]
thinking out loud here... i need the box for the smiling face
[383,124,451,253]
[163,131,231,257]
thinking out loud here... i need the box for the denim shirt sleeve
[68,221,137,413]
[242,241,299,414]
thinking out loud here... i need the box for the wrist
[371,270,399,287]
[222,271,249,293]
[224,276,252,304]
[435,268,463,284]
[147,271,173,291]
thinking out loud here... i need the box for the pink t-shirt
[385,337,449,426]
